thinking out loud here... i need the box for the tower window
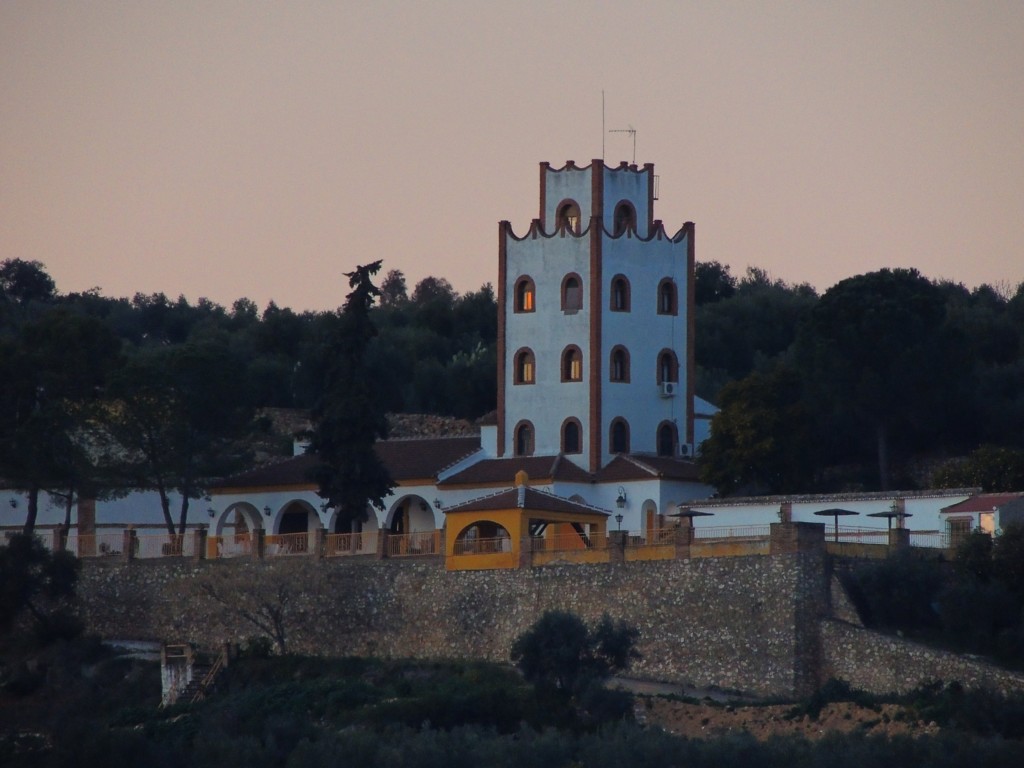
[614,201,636,235]
[610,346,630,382]
[610,275,630,312]
[514,276,535,312]
[514,348,536,384]
[515,421,535,456]
[657,422,678,457]
[562,418,582,454]
[658,279,677,316]
[561,346,583,382]
[657,350,679,384]
[562,274,583,312]
[557,200,581,234]
[610,418,630,454]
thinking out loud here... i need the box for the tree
[307,261,395,530]
[510,610,639,699]
[104,338,255,536]
[0,258,56,305]
[698,365,816,495]
[0,310,121,534]
[797,269,965,490]
[931,445,1024,493]
[0,533,81,642]
[379,268,408,307]
[694,260,737,305]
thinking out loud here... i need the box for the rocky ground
[637,697,942,740]
[611,678,942,741]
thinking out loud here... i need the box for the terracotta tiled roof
[374,436,480,481]
[211,436,480,489]
[445,486,610,517]
[940,493,1024,514]
[594,454,700,483]
[438,454,591,487]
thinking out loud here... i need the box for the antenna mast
[608,126,637,164]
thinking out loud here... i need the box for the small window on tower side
[614,201,636,236]
[515,277,535,313]
[610,346,630,382]
[561,346,583,382]
[657,422,677,457]
[557,200,581,234]
[562,418,581,454]
[562,274,583,313]
[658,279,677,316]
[610,418,630,454]
[610,275,630,312]
[514,348,536,385]
[515,421,535,456]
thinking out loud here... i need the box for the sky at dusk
[2,1,1022,312]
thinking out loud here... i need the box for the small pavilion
[444,471,611,571]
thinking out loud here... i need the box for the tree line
[695,263,1024,494]
[0,259,495,536]
[3,256,1023,531]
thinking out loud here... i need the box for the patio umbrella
[668,507,714,526]
[813,508,859,542]
[867,509,913,531]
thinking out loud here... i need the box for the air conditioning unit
[679,443,690,457]
[659,381,677,398]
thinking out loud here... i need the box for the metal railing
[323,530,377,557]
[208,533,253,559]
[624,528,677,548]
[693,524,771,541]
[386,530,441,557]
[265,532,312,557]
[65,531,126,558]
[453,536,513,556]
[531,532,605,553]
[134,533,197,559]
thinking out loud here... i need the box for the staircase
[161,643,229,707]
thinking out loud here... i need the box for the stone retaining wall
[821,619,1024,695]
[76,551,827,698]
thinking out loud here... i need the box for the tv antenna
[608,126,637,164]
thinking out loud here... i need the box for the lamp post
[614,513,623,531]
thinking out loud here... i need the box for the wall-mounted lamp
[8,498,17,509]
[207,508,216,519]
[615,486,627,509]
[320,502,329,513]
[614,513,624,531]
[433,499,443,510]
[263,505,272,517]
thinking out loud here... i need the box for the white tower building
[497,159,695,473]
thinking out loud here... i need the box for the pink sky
[2,2,1022,312]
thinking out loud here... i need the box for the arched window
[562,273,583,312]
[657,349,679,384]
[614,201,636,235]
[514,420,535,456]
[514,348,535,384]
[514,276,535,313]
[610,346,630,383]
[658,278,677,315]
[557,200,581,234]
[561,345,583,382]
[610,418,629,454]
[562,418,582,454]
[610,275,630,312]
[657,422,678,457]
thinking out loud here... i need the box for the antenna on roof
[608,125,636,164]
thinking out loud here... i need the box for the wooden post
[123,528,137,562]
[193,527,207,561]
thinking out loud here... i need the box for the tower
[497,159,695,472]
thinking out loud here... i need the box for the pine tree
[307,261,394,530]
